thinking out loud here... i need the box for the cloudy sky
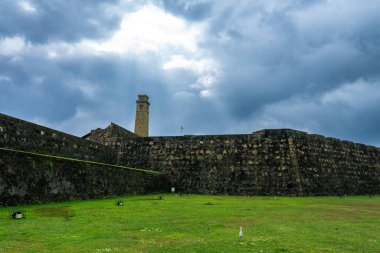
[1,0,380,146]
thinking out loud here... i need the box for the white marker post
[239,227,243,238]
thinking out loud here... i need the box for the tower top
[137,94,150,105]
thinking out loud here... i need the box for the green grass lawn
[0,195,379,253]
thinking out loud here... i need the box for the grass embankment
[0,195,379,252]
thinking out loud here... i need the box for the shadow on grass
[130,196,165,201]
[34,206,75,219]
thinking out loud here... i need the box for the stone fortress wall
[0,113,167,206]
[113,129,380,196]
[0,150,165,206]
[1,110,380,206]
[291,131,380,195]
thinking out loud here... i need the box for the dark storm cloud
[0,53,84,123]
[167,0,380,145]
[0,0,121,43]
[255,79,380,145]
[0,47,175,135]
[1,0,380,146]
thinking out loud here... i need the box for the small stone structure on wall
[83,122,136,147]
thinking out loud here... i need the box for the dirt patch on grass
[338,201,380,209]
[227,218,257,226]
[34,206,75,218]
[302,204,380,221]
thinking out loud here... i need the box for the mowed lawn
[0,195,379,253]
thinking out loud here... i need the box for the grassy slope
[0,195,379,253]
